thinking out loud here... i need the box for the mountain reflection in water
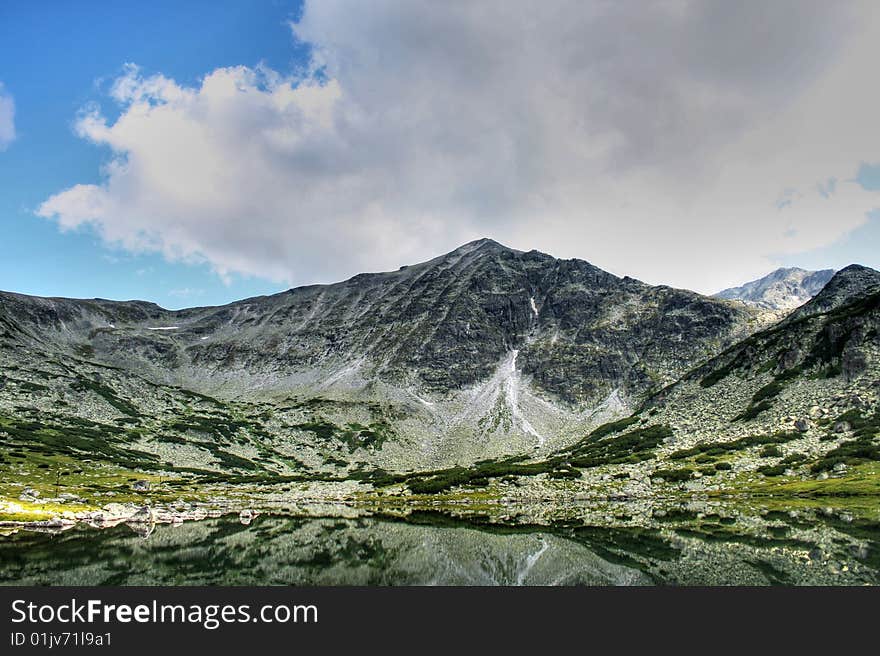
[1,505,878,586]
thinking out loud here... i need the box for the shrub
[652,468,693,482]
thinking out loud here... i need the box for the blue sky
[0,2,878,307]
[0,1,307,308]
[777,163,880,273]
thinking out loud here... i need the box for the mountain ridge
[0,239,757,469]
[1,241,877,479]
[715,266,836,311]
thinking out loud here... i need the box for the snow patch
[412,393,435,408]
[529,296,538,318]
[503,350,545,445]
[318,357,366,389]
[146,326,179,331]
[517,538,549,585]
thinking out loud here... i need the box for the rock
[833,421,851,433]
[21,486,39,499]
[779,349,800,371]
[794,418,810,433]
[832,462,848,473]
[131,480,151,492]
[850,544,869,559]
[97,503,139,522]
[127,506,154,523]
[817,472,829,480]
[45,517,75,528]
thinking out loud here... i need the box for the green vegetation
[567,424,673,468]
[698,289,880,390]
[734,462,880,497]
[652,467,693,482]
[758,464,787,477]
[670,431,802,461]
[734,368,802,422]
[752,381,784,404]
[734,400,773,421]
[811,410,880,473]
[699,355,744,388]
[586,416,640,440]
[70,377,140,417]
[0,414,159,471]
[292,419,394,452]
[364,422,673,494]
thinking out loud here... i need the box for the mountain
[715,267,835,311]
[633,264,880,478]
[0,239,758,472]
[391,264,880,496]
[784,264,880,322]
[1,240,879,510]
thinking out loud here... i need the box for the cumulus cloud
[0,82,15,150]
[38,1,880,292]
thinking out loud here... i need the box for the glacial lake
[2,500,879,585]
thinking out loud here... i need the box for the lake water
[1,501,879,585]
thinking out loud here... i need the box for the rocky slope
[562,264,880,494]
[716,267,835,311]
[0,239,758,470]
[365,263,880,498]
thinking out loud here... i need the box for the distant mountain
[715,267,835,311]
[0,238,756,470]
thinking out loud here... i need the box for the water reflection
[0,502,878,586]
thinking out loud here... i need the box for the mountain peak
[451,237,516,255]
[786,263,880,321]
[715,267,835,311]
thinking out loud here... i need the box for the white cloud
[38,2,880,293]
[168,287,204,298]
[0,82,15,150]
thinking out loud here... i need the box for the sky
[1,1,879,309]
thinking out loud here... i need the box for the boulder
[127,506,154,523]
[98,503,138,522]
[20,486,40,500]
